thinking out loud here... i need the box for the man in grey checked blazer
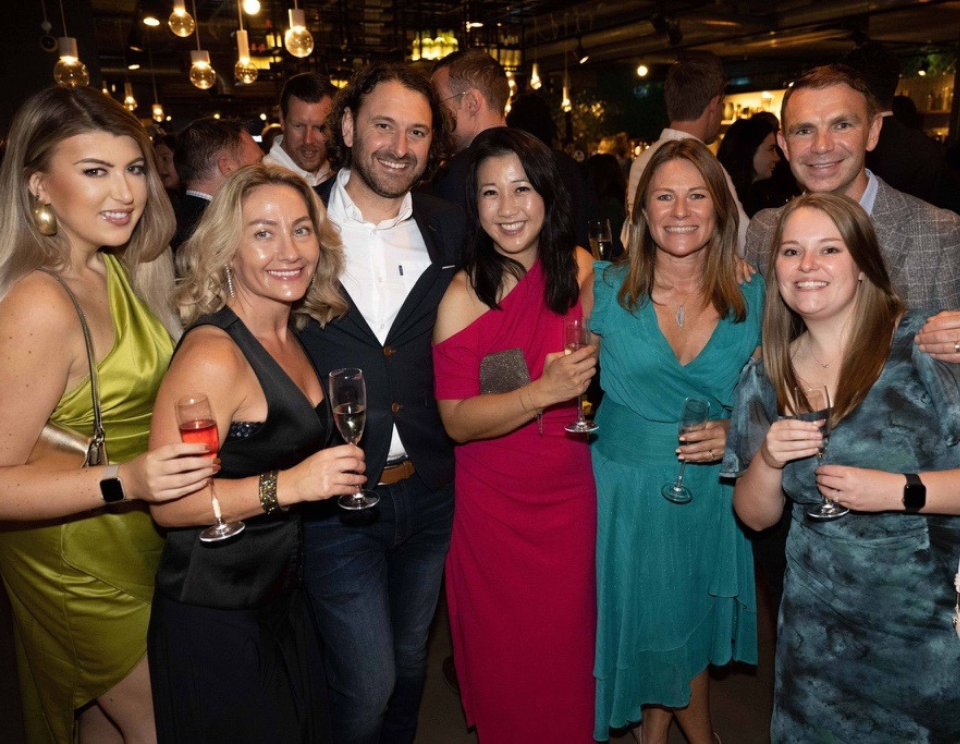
[745,64,960,358]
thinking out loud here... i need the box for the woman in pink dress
[433,127,597,741]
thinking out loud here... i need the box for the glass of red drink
[175,393,245,542]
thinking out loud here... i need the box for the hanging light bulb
[169,0,196,38]
[101,80,112,98]
[243,0,261,14]
[123,82,138,112]
[152,103,165,122]
[530,62,542,90]
[637,63,649,78]
[562,84,572,113]
[189,50,217,89]
[234,29,258,84]
[284,8,314,58]
[53,37,90,87]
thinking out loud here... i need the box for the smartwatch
[902,473,926,514]
[100,464,127,504]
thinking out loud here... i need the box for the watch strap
[103,464,120,480]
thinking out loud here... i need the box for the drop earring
[224,266,236,298]
[31,195,58,236]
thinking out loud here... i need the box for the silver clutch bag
[480,348,531,395]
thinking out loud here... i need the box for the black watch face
[904,482,926,510]
[100,478,126,503]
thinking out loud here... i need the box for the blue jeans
[302,473,454,744]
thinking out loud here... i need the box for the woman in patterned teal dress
[592,140,759,743]
[725,193,960,742]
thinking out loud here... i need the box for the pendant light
[123,82,138,112]
[53,0,89,87]
[234,2,257,84]
[285,2,314,58]
[146,27,164,122]
[187,0,216,89]
[168,0,196,38]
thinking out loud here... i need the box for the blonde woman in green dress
[0,87,216,742]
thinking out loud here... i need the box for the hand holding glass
[329,368,379,510]
[794,386,847,520]
[175,393,245,543]
[563,318,599,434]
[661,398,710,503]
[588,219,613,260]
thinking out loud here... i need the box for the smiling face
[280,94,334,173]
[775,206,863,325]
[30,131,147,255]
[752,131,780,182]
[476,152,545,268]
[230,184,320,309]
[642,157,717,260]
[342,80,432,205]
[779,83,881,200]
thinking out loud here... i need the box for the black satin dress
[148,306,332,743]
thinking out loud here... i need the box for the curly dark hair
[463,127,578,315]
[325,63,453,182]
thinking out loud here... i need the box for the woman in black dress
[147,165,366,741]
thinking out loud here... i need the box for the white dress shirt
[262,136,333,187]
[624,128,750,255]
[326,168,432,461]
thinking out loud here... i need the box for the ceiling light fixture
[187,0,216,89]
[530,61,542,90]
[234,2,258,84]
[123,81,137,112]
[576,37,589,65]
[285,3,314,58]
[168,0,196,38]
[243,0,261,14]
[637,62,649,77]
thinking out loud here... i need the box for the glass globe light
[123,82,137,112]
[243,0,261,14]
[53,38,90,87]
[152,103,165,122]
[561,85,572,113]
[530,62,542,90]
[284,9,314,58]
[234,30,258,84]
[189,50,217,90]
[168,1,196,38]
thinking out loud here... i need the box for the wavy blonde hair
[175,165,347,329]
[0,86,178,335]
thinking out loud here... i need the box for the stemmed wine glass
[794,386,847,520]
[329,368,379,510]
[564,317,599,434]
[175,393,245,543]
[588,219,613,260]
[661,397,710,504]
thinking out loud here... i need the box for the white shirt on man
[262,135,333,187]
[624,127,749,254]
[325,168,432,461]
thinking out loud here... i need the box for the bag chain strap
[38,269,106,450]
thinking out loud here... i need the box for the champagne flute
[564,318,599,434]
[329,368,379,510]
[175,393,245,543]
[794,386,847,520]
[661,397,710,503]
[588,219,613,260]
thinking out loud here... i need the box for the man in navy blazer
[298,63,461,744]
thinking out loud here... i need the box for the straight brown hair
[762,193,904,423]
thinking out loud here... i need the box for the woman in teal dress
[725,193,960,742]
[592,140,759,743]
[0,87,215,742]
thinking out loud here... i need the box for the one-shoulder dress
[723,313,960,742]
[0,253,171,742]
[591,262,761,739]
[148,306,332,742]
[433,260,597,741]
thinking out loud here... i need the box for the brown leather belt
[378,459,415,486]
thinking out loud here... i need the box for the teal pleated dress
[590,262,761,740]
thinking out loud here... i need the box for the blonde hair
[0,86,179,335]
[617,138,745,323]
[762,193,904,423]
[175,165,347,329]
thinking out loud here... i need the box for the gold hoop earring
[224,266,236,298]
[31,196,58,236]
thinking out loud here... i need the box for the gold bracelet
[258,470,287,515]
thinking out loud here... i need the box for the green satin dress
[0,253,172,742]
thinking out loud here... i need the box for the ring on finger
[708,448,715,459]
[954,340,959,353]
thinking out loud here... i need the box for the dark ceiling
[83,0,960,119]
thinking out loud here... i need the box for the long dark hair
[716,115,778,203]
[463,127,578,314]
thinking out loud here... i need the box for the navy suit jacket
[300,178,464,490]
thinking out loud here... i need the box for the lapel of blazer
[386,199,445,343]
[871,178,910,279]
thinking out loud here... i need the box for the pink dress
[433,261,596,742]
